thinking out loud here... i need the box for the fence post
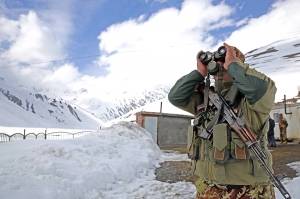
[23,129,26,139]
[45,129,47,140]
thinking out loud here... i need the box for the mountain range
[0,77,170,128]
[1,34,299,129]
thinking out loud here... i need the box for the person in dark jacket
[267,115,276,147]
[168,43,277,199]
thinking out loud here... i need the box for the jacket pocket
[212,123,230,163]
[230,132,247,160]
[187,125,200,160]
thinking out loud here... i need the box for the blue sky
[2,0,185,71]
[0,0,274,71]
[0,0,300,101]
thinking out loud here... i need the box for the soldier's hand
[223,43,242,70]
[196,50,208,77]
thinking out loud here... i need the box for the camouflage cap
[232,46,245,63]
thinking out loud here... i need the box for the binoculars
[198,46,227,75]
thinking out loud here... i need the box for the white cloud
[36,0,75,46]
[235,17,249,27]
[94,0,300,102]
[41,63,80,85]
[1,11,65,65]
[0,0,300,104]
[0,2,76,91]
[96,0,235,90]
[0,16,19,42]
[223,0,300,53]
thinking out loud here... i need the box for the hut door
[144,117,158,144]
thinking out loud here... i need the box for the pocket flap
[231,132,245,148]
[187,125,194,150]
[213,123,228,151]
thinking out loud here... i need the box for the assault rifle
[200,91,291,199]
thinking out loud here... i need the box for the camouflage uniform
[279,115,288,143]
[195,178,275,199]
[168,46,277,199]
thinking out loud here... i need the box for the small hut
[136,111,194,147]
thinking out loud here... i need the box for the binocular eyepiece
[198,46,227,75]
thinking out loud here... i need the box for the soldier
[168,43,277,198]
[279,113,288,144]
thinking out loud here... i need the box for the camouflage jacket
[279,117,288,129]
[168,61,277,186]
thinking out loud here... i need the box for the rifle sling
[203,66,224,132]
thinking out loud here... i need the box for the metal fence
[0,129,93,142]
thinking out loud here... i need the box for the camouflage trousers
[195,178,275,199]
[279,128,287,142]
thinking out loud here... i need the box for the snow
[0,121,299,199]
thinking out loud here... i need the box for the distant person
[267,115,276,147]
[279,113,288,144]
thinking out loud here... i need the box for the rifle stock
[207,92,291,199]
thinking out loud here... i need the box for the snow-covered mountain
[65,84,170,122]
[29,84,170,123]
[0,76,170,128]
[245,34,300,75]
[1,34,299,128]
[0,77,105,129]
[244,34,300,102]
